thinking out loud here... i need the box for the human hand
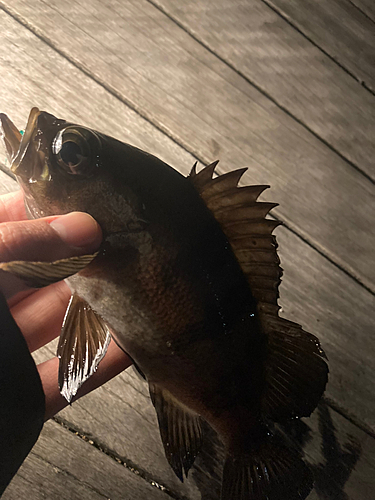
[0,190,132,420]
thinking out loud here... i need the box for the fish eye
[59,141,82,166]
[52,127,99,176]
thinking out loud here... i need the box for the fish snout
[1,108,51,183]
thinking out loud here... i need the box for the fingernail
[50,212,102,250]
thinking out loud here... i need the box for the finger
[39,340,132,421]
[0,190,27,222]
[0,212,102,298]
[11,281,71,353]
[0,212,102,262]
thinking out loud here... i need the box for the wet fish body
[0,109,328,500]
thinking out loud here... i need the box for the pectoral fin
[149,384,203,481]
[58,293,111,402]
[0,252,98,288]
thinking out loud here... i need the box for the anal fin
[149,384,203,481]
[57,293,111,402]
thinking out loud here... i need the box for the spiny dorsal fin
[189,161,282,316]
[205,185,270,211]
[188,159,219,190]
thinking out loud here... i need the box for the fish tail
[221,426,313,500]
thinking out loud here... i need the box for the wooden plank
[266,0,375,91]
[3,419,170,500]
[291,402,375,500]
[32,343,202,499]
[0,172,18,195]
[27,357,375,500]
[188,400,375,500]
[0,140,18,194]
[146,0,375,177]
[276,225,375,432]
[3,0,375,295]
[349,0,375,22]
[3,396,374,500]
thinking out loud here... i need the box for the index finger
[0,190,27,223]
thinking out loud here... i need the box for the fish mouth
[0,107,50,183]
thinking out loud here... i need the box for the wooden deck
[0,0,374,498]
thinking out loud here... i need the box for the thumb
[0,212,102,262]
[0,212,102,298]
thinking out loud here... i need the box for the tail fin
[221,431,313,500]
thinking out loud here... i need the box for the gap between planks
[0,1,373,297]
[323,396,375,440]
[53,415,188,500]
[0,1,202,167]
[348,0,375,23]
[262,0,375,95]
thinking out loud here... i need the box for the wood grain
[150,0,375,175]
[27,354,375,500]
[2,0,375,293]
[0,174,18,195]
[266,0,375,91]
[190,399,375,500]
[3,419,170,500]
[349,0,375,22]
[0,144,18,195]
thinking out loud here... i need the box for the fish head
[0,108,156,234]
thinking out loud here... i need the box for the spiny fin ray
[189,162,281,314]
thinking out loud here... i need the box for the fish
[0,108,328,500]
